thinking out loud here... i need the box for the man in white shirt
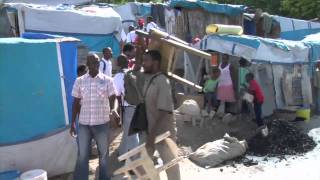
[70,54,118,180]
[100,47,113,77]
[146,16,159,33]
[126,25,137,44]
[114,54,139,155]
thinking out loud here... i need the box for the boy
[203,67,220,113]
[245,73,264,127]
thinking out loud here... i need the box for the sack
[124,70,143,105]
[128,103,148,135]
[190,134,247,167]
[176,99,200,116]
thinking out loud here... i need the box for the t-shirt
[146,22,159,32]
[144,73,176,140]
[113,70,129,106]
[126,30,137,43]
[239,67,250,91]
[203,79,218,93]
[99,58,112,77]
[249,80,264,103]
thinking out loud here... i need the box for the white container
[20,169,47,180]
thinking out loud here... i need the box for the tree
[281,0,320,20]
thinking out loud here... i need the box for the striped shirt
[72,73,116,125]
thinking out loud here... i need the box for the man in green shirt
[204,67,220,113]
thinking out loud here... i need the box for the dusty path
[51,116,320,180]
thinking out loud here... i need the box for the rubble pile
[248,119,316,157]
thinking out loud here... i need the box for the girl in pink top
[217,54,236,102]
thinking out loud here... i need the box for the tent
[6,3,122,56]
[0,35,78,177]
[201,34,315,116]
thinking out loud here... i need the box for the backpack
[124,70,144,105]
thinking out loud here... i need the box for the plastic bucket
[0,170,21,180]
[20,169,47,180]
[296,108,311,121]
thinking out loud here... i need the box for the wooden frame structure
[135,29,212,92]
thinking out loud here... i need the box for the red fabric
[128,59,135,69]
[249,80,264,103]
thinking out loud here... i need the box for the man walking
[114,54,139,155]
[70,54,118,180]
[142,50,181,180]
[100,47,113,77]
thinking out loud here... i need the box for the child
[239,58,251,113]
[245,73,264,127]
[239,58,250,92]
[204,67,220,113]
[77,64,87,77]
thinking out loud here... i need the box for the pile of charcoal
[248,119,316,157]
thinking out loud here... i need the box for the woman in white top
[217,54,236,102]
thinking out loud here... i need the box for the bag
[190,134,247,168]
[128,73,162,135]
[128,103,148,135]
[124,70,143,105]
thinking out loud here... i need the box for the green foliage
[281,0,320,20]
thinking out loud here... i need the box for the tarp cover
[170,0,246,16]
[4,0,93,6]
[273,15,320,41]
[9,4,122,35]
[303,33,320,62]
[0,38,67,144]
[201,34,309,63]
[8,4,122,53]
[22,32,78,122]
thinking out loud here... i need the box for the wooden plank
[150,29,189,45]
[167,72,202,91]
[118,132,171,161]
[160,38,211,59]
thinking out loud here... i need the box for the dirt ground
[51,115,320,180]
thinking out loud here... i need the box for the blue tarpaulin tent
[170,0,246,16]
[0,35,78,145]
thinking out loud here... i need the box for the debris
[220,169,223,172]
[248,119,316,157]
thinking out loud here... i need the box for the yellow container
[206,24,243,35]
[296,108,311,121]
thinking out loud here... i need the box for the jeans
[118,106,139,155]
[74,123,110,180]
[254,102,263,127]
[204,92,218,112]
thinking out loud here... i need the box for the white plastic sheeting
[8,3,122,35]
[201,35,310,63]
[273,15,320,33]
[0,128,77,177]
[4,0,93,6]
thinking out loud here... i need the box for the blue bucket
[0,170,21,180]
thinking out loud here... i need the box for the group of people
[70,41,180,180]
[121,16,159,44]
[203,54,265,128]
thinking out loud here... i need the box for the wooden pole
[167,72,202,91]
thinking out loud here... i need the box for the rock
[248,119,316,157]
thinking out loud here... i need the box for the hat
[138,18,144,26]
